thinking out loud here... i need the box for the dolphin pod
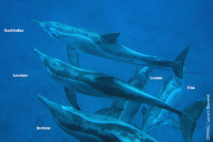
[37,94,157,142]
[111,66,153,123]
[31,20,190,79]
[142,73,183,133]
[34,49,207,142]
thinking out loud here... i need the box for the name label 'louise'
[150,76,162,80]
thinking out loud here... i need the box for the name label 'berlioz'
[150,76,162,80]
[36,126,51,130]
[13,74,28,77]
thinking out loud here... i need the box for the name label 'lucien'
[13,74,28,77]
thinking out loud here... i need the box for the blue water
[0,0,212,142]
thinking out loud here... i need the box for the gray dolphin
[37,95,157,142]
[111,66,153,123]
[31,20,190,78]
[34,49,207,142]
[142,74,183,133]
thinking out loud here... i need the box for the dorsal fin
[101,32,120,44]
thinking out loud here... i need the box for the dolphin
[31,20,190,78]
[34,49,207,142]
[37,95,158,142]
[141,74,183,133]
[111,66,153,123]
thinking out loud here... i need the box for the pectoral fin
[110,99,126,118]
[64,88,80,110]
[95,108,123,116]
[67,46,79,67]
[133,123,141,130]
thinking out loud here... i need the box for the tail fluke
[179,99,207,142]
[173,45,191,78]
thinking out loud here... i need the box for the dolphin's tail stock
[172,44,191,78]
[178,99,207,142]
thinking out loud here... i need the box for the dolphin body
[111,66,153,123]
[37,95,157,142]
[31,20,190,78]
[34,49,207,142]
[142,74,183,133]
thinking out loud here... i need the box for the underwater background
[0,0,212,142]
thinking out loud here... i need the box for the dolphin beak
[31,20,41,26]
[34,49,47,64]
[31,20,58,39]
[37,95,58,113]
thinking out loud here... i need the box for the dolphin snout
[34,49,47,63]
[31,20,41,26]
[37,94,49,106]
[37,95,58,112]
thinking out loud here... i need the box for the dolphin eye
[52,33,56,37]
[52,63,56,66]
[52,60,61,66]
[52,61,59,67]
